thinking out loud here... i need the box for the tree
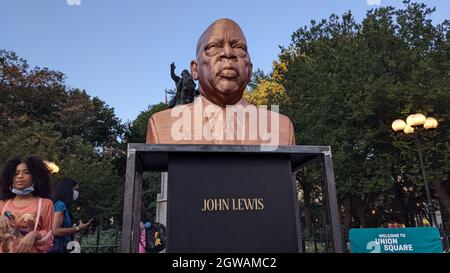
[0,49,125,154]
[250,1,449,234]
[245,59,289,106]
[125,102,168,143]
[124,102,168,217]
[0,50,66,132]
[0,49,126,226]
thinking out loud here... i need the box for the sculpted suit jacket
[146,95,296,146]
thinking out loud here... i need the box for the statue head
[181,69,190,79]
[190,18,253,106]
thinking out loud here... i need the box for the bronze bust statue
[146,18,296,146]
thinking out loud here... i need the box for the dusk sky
[1,0,449,122]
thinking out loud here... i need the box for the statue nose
[220,44,237,61]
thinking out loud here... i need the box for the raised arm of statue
[170,62,180,83]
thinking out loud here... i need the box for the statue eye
[205,44,217,50]
[233,43,247,52]
[205,44,220,55]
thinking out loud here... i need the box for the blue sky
[1,0,449,123]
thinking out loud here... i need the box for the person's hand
[79,219,93,231]
[171,62,175,69]
[15,231,40,253]
[0,215,12,232]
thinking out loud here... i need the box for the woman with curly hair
[0,156,54,253]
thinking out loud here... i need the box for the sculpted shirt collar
[197,94,249,107]
[195,95,249,128]
[167,95,249,144]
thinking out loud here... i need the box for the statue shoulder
[146,103,196,144]
[239,99,293,125]
[148,108,172,125]
[146,109,172,144]
[278,112,294,126]
[148,103,195,124]
[254,106,294,130]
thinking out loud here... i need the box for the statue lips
[218,67,239,79]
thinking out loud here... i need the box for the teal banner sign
[349,227,442,253]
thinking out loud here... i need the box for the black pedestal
[121,144,343,253]
[168,153,300,252]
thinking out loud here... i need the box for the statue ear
[247,61,253,83]
[190,60,198,80]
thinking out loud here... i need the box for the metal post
[114,225,119,253]
[292,174,304,253]
[414,135,438,228]
[164,89,168,105]
[131,172,143,252]
[96,226,101,253]
[121,147,137,253]
[322,149,344,253]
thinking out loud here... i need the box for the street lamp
[164,89,169,105]
[391,113,439,228]
[44,160,60,174]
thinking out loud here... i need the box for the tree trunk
[299,170,313,237]
[304,204,313,237]
[342,197,351,237]
[352,196,367,227]
[434,181,450,213]
[433,180,450,232]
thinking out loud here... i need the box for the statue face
[191,19,252,106]
[181,70,189,78]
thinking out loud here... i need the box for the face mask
[144,222,152,229]
[11,184,34,196]
[73,190,79,201]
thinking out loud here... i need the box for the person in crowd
[50,178,91,252]
[0,156,54,253]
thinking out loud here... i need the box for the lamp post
[391,113,439,228]
[164,89,168,105]
[44,160,60,174]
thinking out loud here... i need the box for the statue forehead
[196,19,247,55]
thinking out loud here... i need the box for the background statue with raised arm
[168,62,196,108]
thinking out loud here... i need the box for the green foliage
[253,1,449,228]
[0,49,125,227]
[245,58,290,107]
[61,154,123,224]
[122,103,168,217]
[247,68,269,91]
[142,172,163,219]
[125,102,168,143]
